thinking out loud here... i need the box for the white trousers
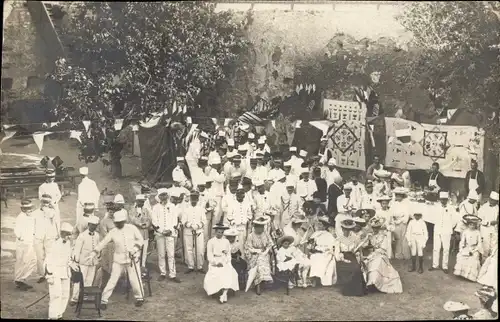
[432,233,451,269]
[140,238,149,268]
[156,236,176,278]
[184,231,205,269]
[480,227,495,258]
[70,265,96,302]
[101,261,144,304]
[48,277,70,319]
[15,241,37,282]
[35,238,55,277]
[408,238,425,256]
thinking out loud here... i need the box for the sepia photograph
[1,1,499,320]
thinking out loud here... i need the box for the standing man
[426,162,447,193]
[296,167,317,202]
[323,158,342,189]
[429,192,457,274]
[478,191,499,259]
[89,210,145,309]
[73,203,96,240]
[69,215,101,306]
[14,200,37,290]
[45,222,76,320]
[151,188,182,283]
[38,169,62,217]
[129,194,152,271]
[318,136,334,166]
[76,167,100,221]
[207,154,225,225]
[226,184,253,253]
[464,160,485,206]
[181,191,206,273]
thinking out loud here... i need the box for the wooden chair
[73,270,102,318]
[271,245,299,295]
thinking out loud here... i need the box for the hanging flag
[172,101,177,115]
[271,120,276,129]
[131,124,139,132]
[295,120,302,128]
[33,132,50,153]
[238,112,263,125]
[186,116,192,124]
[224,118,233,127]
[69,130,83,143]
[82,120,91,133]
[114,119,124,131]
[49,122,59,128]
[2,124,15,130]
[0,130,17,144]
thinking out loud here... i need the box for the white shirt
[434,204,458,236]
[336,194,355,214]
[269,181,287,208]
[324,168,342,188]
[206,237,231,266]
[406,219,428,242]
[253,191,272,217]
[32,207,60,240]
[296,179,317,201]
[390,200,411,225]
[221,192,236,215]
[227,199,253,226]
[172,166,189,184]
[38,182,62,205]
[290,156,304,176]
[280,193,302,227]
[77,177,100,205]
[360,192,378,210]
[186,137,201,163]
[73,229,101,266]
[94,224,144,264]
[207,168,225,198]
[181,204,206,232]
[478,203,499,230]
[151,202,180,237]
[350,183,365,209]
[44,239,73,278]
[15,211,36,243]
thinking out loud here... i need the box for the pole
[193,231,198,274]
[130,255,145,300]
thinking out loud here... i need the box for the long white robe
[14,212,37,282]
[76,177,100,221]
[204,237,239,295]
[308,230,337,286]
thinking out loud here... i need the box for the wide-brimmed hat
[87,215,100,225]
[353,217,366,224]
[354,208,376,218]
[20,199,34,209]
[392,187,408,195]
[318,215,332,226]
[462,214,481,224]
[213,223,229,230]
[369,217,385,228]
[277,235,294,246]
[373,169,392,178]
[253,216,270,226]
[223,228,238,236]
[377,195,392,202]
[443,301,470,312]
[341,219,356,229]
[291,215,307,224]
[474,286,496,303]
[41,194,52,203]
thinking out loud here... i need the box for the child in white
[406,213,428,274]
[430,192,457,273]
[276,235,311,288]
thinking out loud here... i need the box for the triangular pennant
[211,118,218,126]
[312,84,316,93]
[447,108,457,120]
[69,130,83,143]
[172,101,177,114]
[2,124,15,130]
[114,119,124,131]
[224,118,233,127]
[299,84,303,91]
[164,118,172,128]
[82,120,91,133]
[0,130,17,144]
[186,116,192,124]
[295,120,302,128]
[271,120,276,129]
[131,124,139,132]
[295,85,300,95]
[33,132,49,153]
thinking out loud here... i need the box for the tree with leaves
[397,1,500,151]
[49,2,247,177]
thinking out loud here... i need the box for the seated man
[276,235,311,288]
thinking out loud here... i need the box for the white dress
[308,230,337,286]
[204,237,239,296]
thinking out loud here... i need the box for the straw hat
[277,235,295,246]
[340,219,356,229]
[369,217,385,228]
[60,222,74,233]
[113,209,128,222]
[213,223,229,230]
[462,214,481,224]
[443,301,470,312]
[253,216,270,226]
[223,228,238,236]
[377,195,392,202]
[20,199,33,209]
[354,208,376,218]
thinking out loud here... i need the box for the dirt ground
[0,137,483,321]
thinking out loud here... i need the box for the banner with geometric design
[385,117,484,178]
[323,99,366,170]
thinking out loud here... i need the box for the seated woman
[308,216,337,287]
[282,214,308,253]
[224,228,248,288]
[204,223,240,304]
[471,286,498,320]
[477,238,498,288]
[454,215,482,282]
[276,235,311,288]
[335,219,366,297]
[363,217,403,294]
[244,216,274,295]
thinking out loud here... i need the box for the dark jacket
[327,182,343,217]
[464,170,485,195]
[313,178,328,202]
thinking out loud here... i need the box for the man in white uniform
[429,192,457,274]
[226,185,253,253]
[181,191,206,273]
[76,167,100,221]
[207,154,225,225]
[14,200,37,290]
[89,210,145,309]
[45,222,76,320]
[478,191,499,258]
[151,188,182,283]
[38,169,62,217]
[280,179,303,229]
[296,167,317,202]
[323,158,342,189]
[70,215,101,306]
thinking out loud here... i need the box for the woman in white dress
[204,223,239,304]
[308,216,337,287]
[477,232,498,288]
[374,195,395,258]
[454,215,482,282]
[276,235,311,288]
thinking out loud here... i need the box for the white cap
[239,123,250,131]
[274,169,286,181]
[300,167,309,174]
[490,191,499,201]
[200,132,209,139]
[285,178,296,187]
[114,194,125,204]
[327,158,336,166]
[254,179,264,187]
[79,167,89,175]
[61,222,73,233]
[284,160,292,167]
[218,130,226,137]
[172,170,183,182]
[260,135,267,141]
[176,156,185,162]
[257,137,265,144]
[200,156,209,162]
[169,189,180,198]
[343,183,353,190]
[113,209,127,222]
[238,145,247,152]
[248,133,255,139]
[227,138,235,147]
[136,194,147,201]
[209,154,221,164]
[467,190,479,200]
[289,146,297,152]
[157,188,169,195]
[439,191,449,199]
[88,215,100,225]
[299,150,307,157]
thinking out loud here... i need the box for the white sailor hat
[327,158,337,166]
[237,145,247,152]
[113,209,128,222]
[227,138,235,147]
[285,178,296,187]
[83,203,95,210]
[257,137,265,144]
[274,169,286,181]
[209,154,221,164]
[135,194,147,201]
[79,167,89,175]
[254,179,265,187]
[490,191,499,201]
[199,156,209,162]
[289,146,297,152]
[300,167,310,174]
[61,222,74,233]
[176,156,185,162]
[443,301,470,312]
[169,189,181,198]
[299,150,307,157]
[439,191,449,199]
[259,135,267,141]
[172,171,184,182]
[283,160,292,167]
[157,188,169,196]
[248,133,255,139]
[114,194,125,204]
[87,215,100,225]
[343,183,353,191]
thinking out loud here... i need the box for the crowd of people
[11,128,498,319]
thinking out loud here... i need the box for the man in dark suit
[464,159,485,203]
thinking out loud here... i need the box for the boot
[418,256,424,274]
[408,256,416,272]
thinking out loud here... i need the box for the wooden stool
[73,271,102,318]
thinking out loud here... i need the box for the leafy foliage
[49,2,247,162]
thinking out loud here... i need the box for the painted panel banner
[385,117,484,178]
[323,99,366,170]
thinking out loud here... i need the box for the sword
[25,292,49,309]
[130,253,145,300]
[193,231,198,274]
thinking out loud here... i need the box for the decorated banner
[385,117,484,178]
[323,99,367,170]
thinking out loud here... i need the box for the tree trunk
[110,141,124,178]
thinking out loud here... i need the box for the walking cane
[130,253,145,300]
[193,231,198,274]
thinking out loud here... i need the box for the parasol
[245,247,271,292]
